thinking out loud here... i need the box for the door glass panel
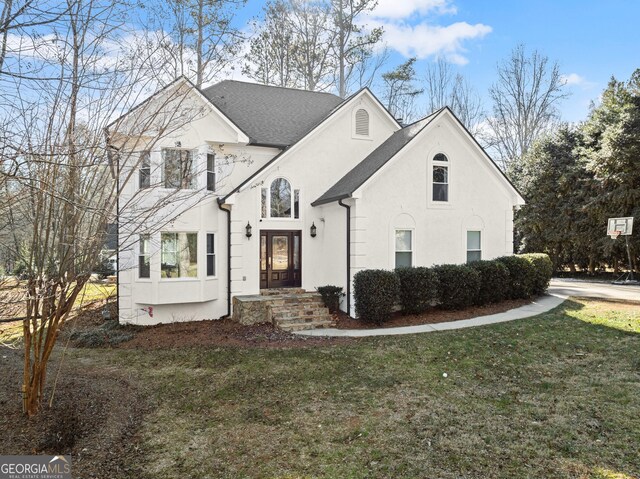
[293,235,300,269]
[261,235,267,270]
[272,235,289,270]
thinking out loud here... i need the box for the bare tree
[242,0,303,88]
[424,58,484,135]
[328,0,382,97]
[144,0,245,88]
[486,44,569,169]
[0,0,228,415]
[381,57,424,122]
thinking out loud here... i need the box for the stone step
[275,312,333,323]
[261,288,306,296]
[277,318,336,332]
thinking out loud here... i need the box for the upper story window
[139,151,150,189]
[354,108,370,137]
[206,153,216,192]
[432,153,449,202]
[162,148,195,189]
[261,177,300,219]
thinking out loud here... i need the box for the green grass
[70,298,640,479]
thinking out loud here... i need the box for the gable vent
[354,108,369,136]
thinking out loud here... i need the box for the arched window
[432,153,449,202]
[270,178,291,217]
[354,108,369,136]
[261,178,300,219]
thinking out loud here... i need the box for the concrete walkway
[295,279,639,338]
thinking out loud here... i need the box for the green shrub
[316,285,345,313]
[496,256,536,299]
[395,267,439,314]
[353,269,400,325]
[469,260,511,304]
[520,253,553,295]
[432,264,481,310]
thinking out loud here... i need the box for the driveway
[549,278,640,302]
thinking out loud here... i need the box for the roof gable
[201,80,344,147]
[313,107,524,206]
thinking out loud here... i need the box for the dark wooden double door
[260,230,301,289]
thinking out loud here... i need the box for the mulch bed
[0,347,149,479]
[333,298,534,329]
[115,319,353,350]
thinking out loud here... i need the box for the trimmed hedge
[496,255,536,299]
[520,253,553,295]
[432,264,481,310]
[353,269,400,324]
[395,267,439,314]
[352,253,552,319]
[316,285,345,313]
[469,260,511,304]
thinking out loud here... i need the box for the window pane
[294,189,300,219]
[395,230,412,251]
[207,233,214,254]
[139,151,150,189]
[272,235,288,270]
[161,232,197,278]
[293,235,300,270]
[207,255,215,276]
[433,165,448,183]
[207,154,215,191]
[433,183,448,202]
[467,251,482,263]
[139,255,150,278]
[467,231,481,250]
[261,188,267,218]
[163,149,194,189]
[270,178,291,217]
[260,235,267,270]
[434,153,448,162]
[395,252,412,268]
[140,234,150,254]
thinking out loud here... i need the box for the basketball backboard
[607,217,634,236]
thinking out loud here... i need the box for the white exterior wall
[354,113,518,278]
[226,92,399,310]
[118,89,282,324]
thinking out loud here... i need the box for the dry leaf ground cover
[1,297,639,478]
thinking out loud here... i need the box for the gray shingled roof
[312,110,443,206]
[201,80,344,147]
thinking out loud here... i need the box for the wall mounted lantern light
[310,222,317,238]
[245,222,253,238]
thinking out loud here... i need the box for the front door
[260,230,301,289]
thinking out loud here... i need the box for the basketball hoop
[608,230,622,240]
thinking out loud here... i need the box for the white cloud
[378,21,492,64]
[372,0,456,20]
[560,73,586,86]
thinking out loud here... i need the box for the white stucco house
[110,78,524,325]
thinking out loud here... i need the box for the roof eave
[311,193,351,207]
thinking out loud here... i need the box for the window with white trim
[261,178,300,219]
[395,229,413,268]
[138,234,150,278]
[432,153,449,202]
[160,232,197,278]
[139,151,150,189]
[206,233,216,276]
[162,148,195,189]
[354,108,369,136]
[467,231,481,263]
[206,153,215,192]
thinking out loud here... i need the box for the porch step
[269,292,335,332]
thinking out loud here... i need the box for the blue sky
[231,0,640,123]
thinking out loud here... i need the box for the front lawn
[2,297,639,478]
